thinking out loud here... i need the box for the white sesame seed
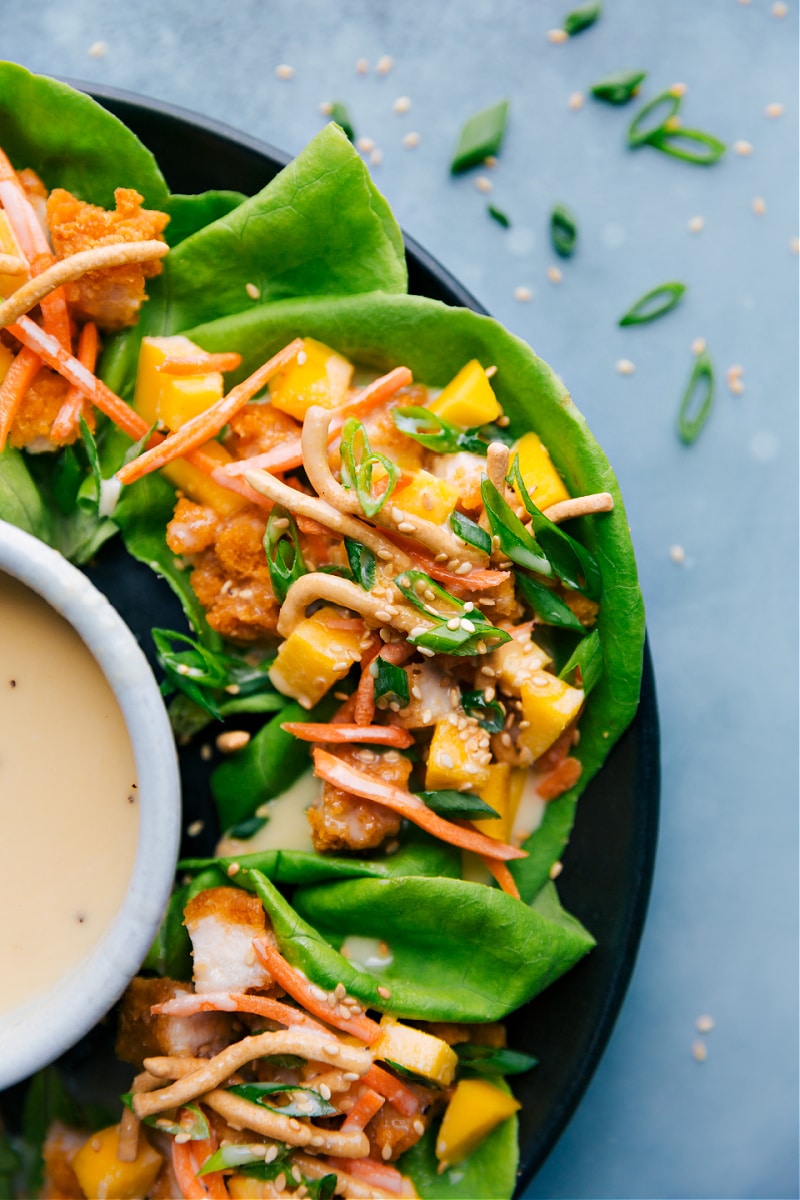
[403,131,421,149]
[791,237,800,254]
[215,730,251,754]
[88,40,108,58]
[245,282,260,300]
[376,54,395,75]
[381,1143,393,1160]
[547,265,563,284]
[727,364,744,380]
[265,1145,279,1163]
[475,175,493,193]
[370,148,384,167]
[356,57,370,75]
[275,64,295,80]
[696,1014,716,1033]
[688,215,705,234]
[397,520,416,533]
[669,544,686,564]
[377,985,392,999]
[460,618,476,633]
[319,100,333,116]
[772,1,788,15]
[568,92,585,111]
[356,136,375,153]
[319,1083,332,1099]
[484,155,498,168]
[514,285,533,303]
[670,82,689,97]
[419,646,435,657]
[547,27,568,43]
[446,617,461,631]
[440,752,454,769]
[200,744,213,762]
[549,860,564,880]
[752,196,766,215]
[729,377,745,395]
[455,562,473,575]
[422,708,433,723]
[692,1040,708,1063]
[187,820,204,837]
[413,1118,426,1136]
[765,102,785,118]
[226,862,240,877]
[394,96,412,114]
[733,139,754,156]
[616,358,636,376]
[691,337,707,355]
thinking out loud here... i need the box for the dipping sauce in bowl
[0,520,180,1089]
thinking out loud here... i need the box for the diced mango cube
[491,628,552,696]
[518,671,584,760]
[0,212,24,298]
[472,763,526,842]
[429,360,501,429]
[435,1079,521,1166]
[513,431,570,512]
[373,1015,458,1087]
[71,1124,162,1200]
[425,714,490,792]
[269,337,353,421]
[269,607,363,709]
[392,470,460,525]
[163,441,246,516]
[228,1178,275,1199]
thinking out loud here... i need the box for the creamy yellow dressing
[0,572,139,1014]
[216,770,320,858]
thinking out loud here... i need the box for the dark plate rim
[53,79,660,1195]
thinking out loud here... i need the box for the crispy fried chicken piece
[7,365,72,449]
[46,187,169,331]
[165,497,222,556]
[365,1082,444,1162]
[184,887,274,995]
[428,450,485,513]
[18,167,48,233]
[187,505,281,642]
[40,1121,86,1200]
[224,401,301,458]
[115,977,236,1069]
[307,746,410,853]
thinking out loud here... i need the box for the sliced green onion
[329,101,355,143]
[417,789,499,820]
[226,815,268,839]
[559,628,603,694]
[411,621,510,657]
[456,1044,538,1076]
[227,1082,338,1119]
[619,281,686,327]
[564,1,602,35]
[340,417,398,517]
[550,203,578,258]
[450,510,492,556]
[265,505,306,605]
[392,406,488,456]
[395,569,467,620]
[515,572,585,632]
[488,204,511,228]
[590,69,647,106]
[678,349,714,445]
[450,100,509,173]
[646,127,726,165]
[508,460,602,600]
[627,90,682,148]
[152,628,280,720]
[480,478,552,576]
[198,1144,274,1175]
[374,657,410,707]
[460,690,505,733]
[121,1095,210,1141]
[344,538,376,590]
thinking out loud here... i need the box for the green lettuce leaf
[398,1102,519,1200]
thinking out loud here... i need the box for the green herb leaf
[392,405,488,455]
[340,417,398,516]
[152,628,281,720]
[265,505,306,604]
[590,69,647,105]
[480,478,552,576]
[619,281,686,327]
[120,1098,211,1141]
[450,510,492,556]
[559,628,603,694]
[450,100,509,173]
[627,90,682,148]
[678,349,715,445]
[374,656,410,706]
[456,1043,538,1076]
[550,203,578,258]
[227,1082,338,1118]
[515,572,586,632]
[508,460,602,599]
[417,789,500,819]
[564,2,602,35]
[329,101,356,143]
[646,126,727,165]
[488,204,511,228]
[384,1058,446,1088]
[344,538,376,590]
[227,815,269,839]
[460,690,506,733]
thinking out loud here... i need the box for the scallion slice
[488,204,511,228]
[340,417,398,517]
[450,100,509,174]
[480,478,552,576]
[227,1082,338,1119]
[619,281,686,327]
[329,101,355,143]
[416,789,500,819]
[460,689,506,733]
[508,459,602,599]
[392,406,488,455]
[678,349,714,445]
[646,127,726,165]
[450,510,492,556]
[374,656,410,707]
[265,504,306,604]
[456,1043,538,1075]
[559,628,603,694]
[344,538,376,590]
[590,69,646,105]
[550,203,578,258]
[564,1,602,35]
[627,90,682,148]
[515,572,585,632]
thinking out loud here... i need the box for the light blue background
[3,1,797,1196]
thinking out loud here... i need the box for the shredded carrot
[252,938,381,1045]
[342,1087,385,1131]
[353,634,382,726]
[312,748,527,863]
[385,531,509,589]
[537,755,582,801]
[116,338,303,485]
[481,857,521,899]
[331,693,359,724]
[282,722,413,748]
[171,1129,228,1200]
[362,1064,419,1116]
[51,321,98,443]
[327,1156,411,1195]
[0,345,40,450]
[295,513,331,537]
[158,351,242,375]
[150,989,329,1033]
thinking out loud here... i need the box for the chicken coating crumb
[186,505,281,643]
[307,746,410,852]
[46,186,169,331]
[115,976,235,1068]
[365,1081,444,1161]
[224,402,301,458]
[8,364,95,449]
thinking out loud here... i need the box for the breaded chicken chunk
[307,746,410,853]
[184,887,273,995]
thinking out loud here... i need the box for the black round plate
[20,83,661,1195]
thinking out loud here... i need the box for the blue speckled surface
[3,1,797,1195]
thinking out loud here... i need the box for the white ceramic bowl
[0,519,181,1089]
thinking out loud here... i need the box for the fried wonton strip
[117,1070,162,1163]
[150,990,329,1032]
[201,1087,371,1158]
[133,1028,371,1119]
[51,320,98,443]
[543,492,614,523]
[0,241,169,331]
[0,345,40,450]
[277,573,431,641]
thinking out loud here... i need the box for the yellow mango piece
[429,360,501,429]
[162,441,245,516]
[519,671,584,760]
[491,629,552,696]
[436,1079,521,1166]
[0,342,14,385]
[0,211,25,298]
[425,714,490,792]
[71,1124,162,1200]
[228,1178,276,1199]
[513,431,570,512]
[373,1014,458,1086]
[392,470,460,525]
[269,337,353,421]
[472,763,526,842]
[269,607,364,708]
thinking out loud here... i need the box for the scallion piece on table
[646,127,727,165]
[329,101,355,143]
[678,349,715,445]
[374,656,410,707]
[627,90,682,147]
[559,628,604,694]
[590,69,647,105]
[416,789,500,819]
[564,1,602,36]
[488,204,511,228]
[619,281,686,327]
[550,203,578,258]
[450,99,509,173]
[450,509,492,555]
